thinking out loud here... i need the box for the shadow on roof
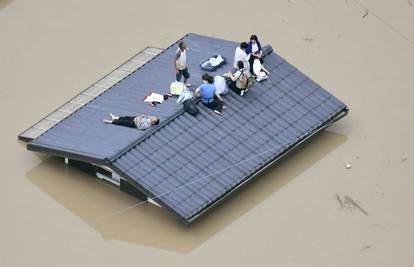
[26,130,347,253]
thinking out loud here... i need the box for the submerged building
[19,34,348,224]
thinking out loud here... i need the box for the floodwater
[1,0,413,266]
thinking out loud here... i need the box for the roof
[27,33,348,224]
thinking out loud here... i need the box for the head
[150,117,160,125]
[178,41,187,51]
[250,34,258,44]
[240,42,248,50]
[202,73,212,84]
[237,60,244,70]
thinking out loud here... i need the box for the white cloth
[144,93,164,103]
[233,47,250,71]
[209,54,224,67]
[176,48,187,70]
[252,43,259,54]
[214,76,228,95]
[253,59,262,75]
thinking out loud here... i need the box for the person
[103,113,159,130]
[252,58,270,81]
[224,61,249,96]
[246,34,263,75]
[233,42,250,72]
[174,41,191,87]
[195,73,224,115]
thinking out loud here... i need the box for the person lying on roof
[103,113,159,130]
[195,73,225,115]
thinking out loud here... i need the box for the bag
[214,76,228,95]
[239,70,249,89]
[256,71,268,82]
[177,87,194,104]
[170,81,186,95]
[183,99,199,116]
[200,54,226,71]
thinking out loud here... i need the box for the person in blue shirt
[195,73,225,115]
[246,34,263,75]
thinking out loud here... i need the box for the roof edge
[186,106,349,224]
[27,142,106,166]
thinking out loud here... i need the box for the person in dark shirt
[246,34,263,75]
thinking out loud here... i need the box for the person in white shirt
[174,41,191,87]
[233,42,250,73]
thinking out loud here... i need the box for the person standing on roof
[174,41,191,87]
[246,34,263,75]
[103,113,159,130]
[195,73,225,115]
[233,42,250,73]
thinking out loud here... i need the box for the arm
[229,71,240,81]
[173,51,180,73]
[195,87,201,97]
[246,42,252,55]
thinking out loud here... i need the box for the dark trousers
[112,116,136,128]
[202,98,223,112]
[249,55,263,74]
[227,80,246,96]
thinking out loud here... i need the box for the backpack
[183,99,199,116]
[238,70,249,89]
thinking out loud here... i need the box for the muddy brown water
[1,0,413,266]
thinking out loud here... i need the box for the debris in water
[302,38,314,43]
[346,163,352,169]
[360,245,371,251]
[344,195,369,216]
[362,10,369,18]
[335,194,344,209]
[336,194,369,216]
[401,157,407,162]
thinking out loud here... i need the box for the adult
[233,42,250,73]
[224,61,249,96]
[103,113,159,130]
[246,34,263,75]
[195,73,224,115]
[174,41,191,87]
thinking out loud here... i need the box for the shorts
[176,67,190,82]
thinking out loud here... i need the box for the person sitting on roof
[233,42,250,73]
[103,113,159,130]
[246,34,263,75]
[174,41,191,87]
[195,73,225,115]
[224,61,250,96]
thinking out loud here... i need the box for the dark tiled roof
[112,52,347,223]
[29,34,237,162]
[27,34,348,224]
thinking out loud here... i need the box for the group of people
[103,34,269,129]
[193,34,270,115]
